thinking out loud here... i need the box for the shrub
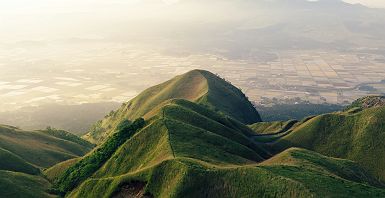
[53,118,145,194]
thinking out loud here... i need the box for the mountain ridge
[84,70,261,144]
[2,70,385,197]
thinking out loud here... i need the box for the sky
[343,0,385,8]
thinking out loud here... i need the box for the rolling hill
[3,70,385,197]
[51,72,385,197]
[0,125,94,169]
[0,124,94,197]
[272,101,385,181]
[0,170,53,198]
[84,70,261,144]
[54,100,385,197]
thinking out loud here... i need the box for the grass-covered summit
[84,70,261,144]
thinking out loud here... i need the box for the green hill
[262,148,384,188]
[3,70,385,197]
[0,148,40,175]
[84,70,261,144]
[55,99,269,194]
[0,124,94,198]
[0,170,53,198]
[272,105,385,181]
[53,99,385,197]
[0,125,94,168]
[249,120,299,135]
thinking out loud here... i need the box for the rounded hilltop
[84,69,261,144]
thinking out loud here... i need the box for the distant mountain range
[1,70,385,197]
[121,0,385,59]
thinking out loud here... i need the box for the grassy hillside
[262,148,384,188]
[0,124,93,168]
[249,120,298,135]
[248,118,316,143]
[44,158,81,182]
[67,150,385,198]
[53,99,385,197]
[39,127,94,148]
[3,70,383,197]
[56,100,268,193]
[84,70,261,144]
[273,106,385,181]
[255,103,343,122]
[0,170,54,198]
[54,118,146,193]
[0,124,94,198]
[0,148,40,175]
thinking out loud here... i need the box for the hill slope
[272,105,385,181]
[0,125,94,168]
[55,100,269,193]
[0,148,40,175]
[0,124,94,198]
[0,170,53,198]
[53,99,385,197]
[84,70,261,144]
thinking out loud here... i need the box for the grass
[0,125,93,168]
[262,148,384,187]
[68,155,385,198]
[39,127,94,148]
[249,120,299,143]
[0,170,53,198]
[93,119,173,178]
[53,118,145,194]
[16,71,385,197]
[55,98,385,197]
[0,125,95,198]
[273,106,385,181]
[249,120,298,135]
[198,70,261,124]
[44,158,81,182]
[0,148,40,175]
[84,69,261,144]
[60,99,267,196]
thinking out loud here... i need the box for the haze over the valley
[1,0,385,113]
[2,2,385,197]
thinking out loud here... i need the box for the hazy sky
[343,0,385,8]
[1,0,385,111]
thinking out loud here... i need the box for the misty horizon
[1,0,385,112]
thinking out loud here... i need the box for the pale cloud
[343,0,385,8]
[162,0,179,5]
